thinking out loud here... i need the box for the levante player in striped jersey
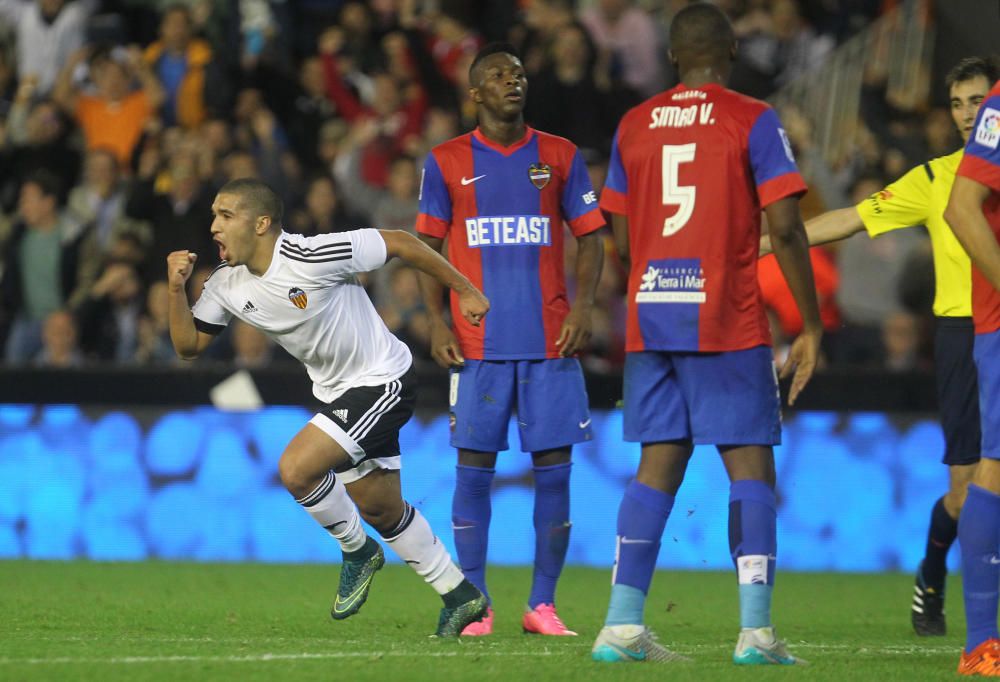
[589,3,821,665]
[760,57,999,638]
[945,76,1000,676]
[417,43,605,636]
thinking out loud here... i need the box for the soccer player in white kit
[166,178,491,636]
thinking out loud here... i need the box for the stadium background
[0,0,995,575]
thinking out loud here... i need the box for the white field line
[0,642,962,666]
[0,651,559,665]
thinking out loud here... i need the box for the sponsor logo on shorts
[620,536,653,545]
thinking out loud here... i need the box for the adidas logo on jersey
[332,408,349,423]
[242,301,258,314]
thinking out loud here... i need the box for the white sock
[382,502,464,595]
[295,471,367,553]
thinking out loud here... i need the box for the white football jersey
[192,228,412,403]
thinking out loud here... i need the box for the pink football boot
[522,603,577,636]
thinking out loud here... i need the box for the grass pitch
[0,561,964,681]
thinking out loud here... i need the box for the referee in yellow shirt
[762,56,998,637]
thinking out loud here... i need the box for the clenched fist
[457,286,489,327]
[167,251,197,293]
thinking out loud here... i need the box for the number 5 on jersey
[662,143,696,236]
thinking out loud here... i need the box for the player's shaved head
[219,178,284,228]
[469,42,521,87]
[669,2,736,71]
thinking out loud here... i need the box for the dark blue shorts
[623,347,781,446]
[974,329,1000,460]
[935,317,980,465]
[448,358,592,453]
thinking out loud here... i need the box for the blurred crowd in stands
[0,0,949,375]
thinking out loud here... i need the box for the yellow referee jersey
[855,149,970,317]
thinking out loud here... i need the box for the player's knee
[946,486,969,513]
[356,499,405,535]
[278,451,317,499]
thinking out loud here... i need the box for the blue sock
[605,480,674,626]
[529,462,572,608]
[960,484,1000,652]
[729,479,777,629]
[452,464,495,603]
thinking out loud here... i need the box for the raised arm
[166,251,215,360]
[126,46,166,111]
[945,176,1000,290]
[52,48,89,115]
[765,196,822,405]
[760,206,864,256]
[381,229,488,328]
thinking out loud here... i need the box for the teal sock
[739,584,773,629]
[605,584,647,626]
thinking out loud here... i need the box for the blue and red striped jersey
[957,81,1000,335]
[417,126,604,359]
[602,83,807,352]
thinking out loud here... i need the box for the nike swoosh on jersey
[461,175,486,185]
[332,574,377,615]
[579,418,592,429]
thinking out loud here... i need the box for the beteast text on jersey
[464,215,551,247]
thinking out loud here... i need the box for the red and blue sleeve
[957,91,1000,191]
[748,107,808,207]
[561,148,605,236]
[416,151,452,238]
[599,126,628,215]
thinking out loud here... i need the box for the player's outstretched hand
[457,286,489,328]
[556,305,592,357]
[166,251,197,293]
[429,319,465,368]
[780,328,821,406]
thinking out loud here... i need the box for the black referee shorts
[935,316,981,466]
[308,365,417,483]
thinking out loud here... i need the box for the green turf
[0,561,965,681]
